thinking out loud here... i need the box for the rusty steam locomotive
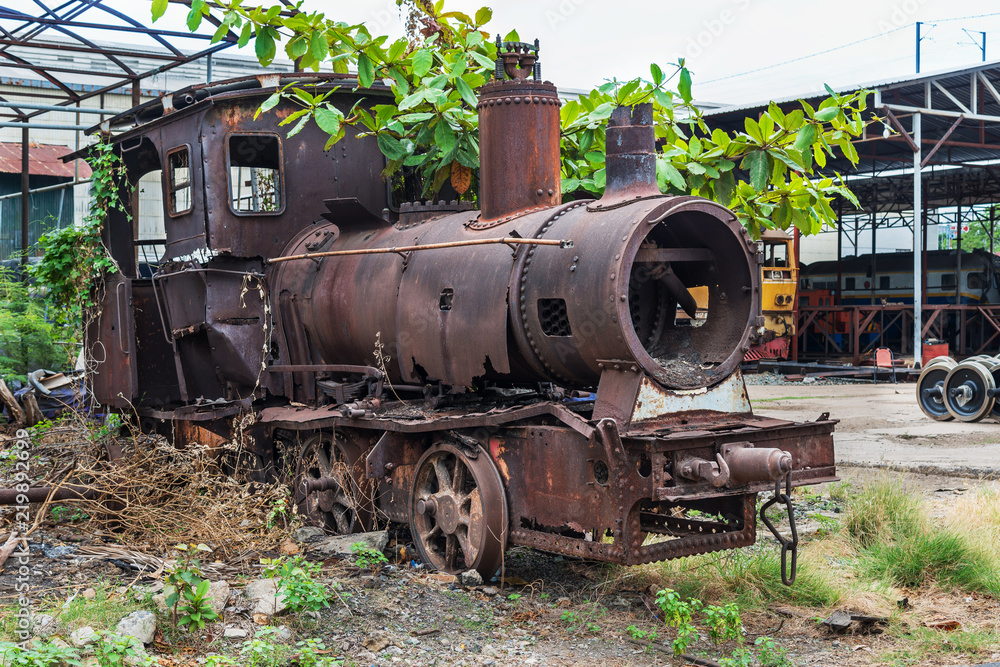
[88,44,836,579]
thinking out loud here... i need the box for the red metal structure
[83,43,836,581]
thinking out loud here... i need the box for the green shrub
[261,555,330,613]
[0,273,69,382]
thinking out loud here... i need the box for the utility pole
[916,22,922,74]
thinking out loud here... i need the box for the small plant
[0,640,82,666]
[239,627,292,667]
[560,610,580,630]
[586,622,601,633]
[625,625,658,642]
[261,555,330,613]
[93,631,157,667]
[164,543,220,631]
[51,505,89,523]
[205,655,238,667]
[720,647,755,667]
[755,636,793,667]
[296,638,345,667]
[507,593,522,603]
[350,542,388,571]
[266,490,291,529]
[539,592,549,600]
[703,602,742,645]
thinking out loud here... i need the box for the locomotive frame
[86,47,836,579]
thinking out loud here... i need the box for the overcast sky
[10,0,1000,105]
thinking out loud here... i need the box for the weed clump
[845,479,1000,595]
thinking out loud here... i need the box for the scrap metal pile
[916,355,1000,422]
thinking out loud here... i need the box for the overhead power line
[701,25,910,85]
[702,14,1000,87]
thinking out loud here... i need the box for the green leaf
[793,124,816,152]
[412,49,433,78]
[651,63,664,86]
[309,29,329,64]
[256,28,276,67]
[475,6,493,25]
[744,150,769,191]
[686,162,707,176]
[357,53,375,88]
[315,106,343,136]
[503,29,520,42]
[255,93,281,119]
[397,89,425,111]
[434,120,457,155]
[678,67,693,103]
[387,38,407,62]
[196,579,210,598]
[814,107,839,122]
[455,77,478,107]
[377,133,407,161]
[151,0,168,21]
[659,161,686,190]
[237,21,252,49]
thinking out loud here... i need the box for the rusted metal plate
[631,371,752,424]
[89,273,136,408]
[0,141,92,178]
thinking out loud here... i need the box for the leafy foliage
[156,0,868,239]
[0,641,82,666]
[261,554,331,612]
[164,543,220,630]
[0,272,69,382]
[29,138,122,330]
[93,631,157,667]
[350,541,388,571]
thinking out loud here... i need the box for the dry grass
[1,415,293,560]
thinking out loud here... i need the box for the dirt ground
[746,380,1000,478]
[5,379,1000,667]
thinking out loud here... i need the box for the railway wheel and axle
[295,432,373,534]
[943,361,997,422]
[410,442,508,578]
[916,356,956,421]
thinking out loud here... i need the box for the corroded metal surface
[84,64,836,578]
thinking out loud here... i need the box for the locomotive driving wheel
[410,442,507,577]
[295,432,373,534]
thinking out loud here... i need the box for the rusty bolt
[536,189,544,196]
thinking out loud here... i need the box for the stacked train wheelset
[916,355,1000,422]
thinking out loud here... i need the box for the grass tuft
[844,478,1000,595]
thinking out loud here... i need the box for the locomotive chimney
[477,38,561,222]
[600,103,660,205]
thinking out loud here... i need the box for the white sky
[223,0,1000,105]
[7,0,1000,105]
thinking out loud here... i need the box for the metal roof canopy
[0,0,249,267]
[706,58,1000,363]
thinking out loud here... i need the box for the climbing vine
[30,138,124,330]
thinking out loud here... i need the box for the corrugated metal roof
[0,142,91,178]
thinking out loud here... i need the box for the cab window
[167,146,192,216]
[227,134,283,215]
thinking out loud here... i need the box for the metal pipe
[20,126,28,271]
[0,121,91,131]
[0,484,97,505]
[913,112,923,365]
[0,180,90,202]
[268,237,573,264]
[0,101,118,115]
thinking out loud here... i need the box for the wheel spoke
[433,456,452,491]
[456,526,474,561]
[444,534,458,570]
[452,458,467,493]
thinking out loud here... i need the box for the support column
[20,125,28,274]
[913,113,923,365]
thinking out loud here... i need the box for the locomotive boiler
[87,43,836,580]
